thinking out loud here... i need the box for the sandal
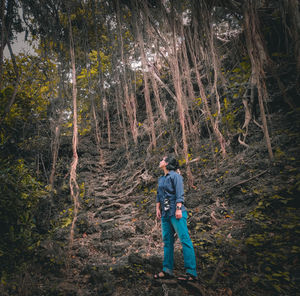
[153,271,174,280]
[177,273,198,283]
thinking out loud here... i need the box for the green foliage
[0,158,46,275]
[226,59,251,89]
[0,56,54,164]
[50,207,74,231]
[219,58,252,136]
[243,166,300,293]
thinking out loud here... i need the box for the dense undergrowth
[0,107,299,295]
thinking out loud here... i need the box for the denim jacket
[156,170,186,217]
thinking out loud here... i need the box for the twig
[227,170,268,192]
[188,157,200,164]
[40,153,49,183]
[253,119,263,130]
[210,210,222,226]
[238,134,250,148]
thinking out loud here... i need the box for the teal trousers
[161,211,197,277]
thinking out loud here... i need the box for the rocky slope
[7,109,299,296]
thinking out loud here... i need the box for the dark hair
[165,155,179,171]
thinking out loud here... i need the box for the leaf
[273,284,282,292]
[232,67,241,73]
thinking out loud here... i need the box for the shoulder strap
[168,173,176,191]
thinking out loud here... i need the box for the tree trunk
[115,87,123,129]
[119,86,129,151]
[49,125,61,189]
[0,0,5,88]
[177,46,195,140]
[187,25,226,158]
[177,15,200,141]
[170,10,193,186]
[149,71,168,123]
[103,97,111,148]
[134,4,156,149]
[172,59,193,186]
[116,0,138,145]
[49,61,64,190]
[288,0,300,71]
[91,0,105,161]
[142,1,168,123]
[208,29,226,157]
[244,1,274,160]
[0,38,20,123]
[68,14,80,249]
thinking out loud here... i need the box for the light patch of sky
[3,31,36,59]
[3,6,36,59]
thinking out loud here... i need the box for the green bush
[0,158,45,278]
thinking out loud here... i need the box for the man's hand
[176,203,183,219]
[156,208,161,219]
[156,202,161,219]
[175,209,182,219]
